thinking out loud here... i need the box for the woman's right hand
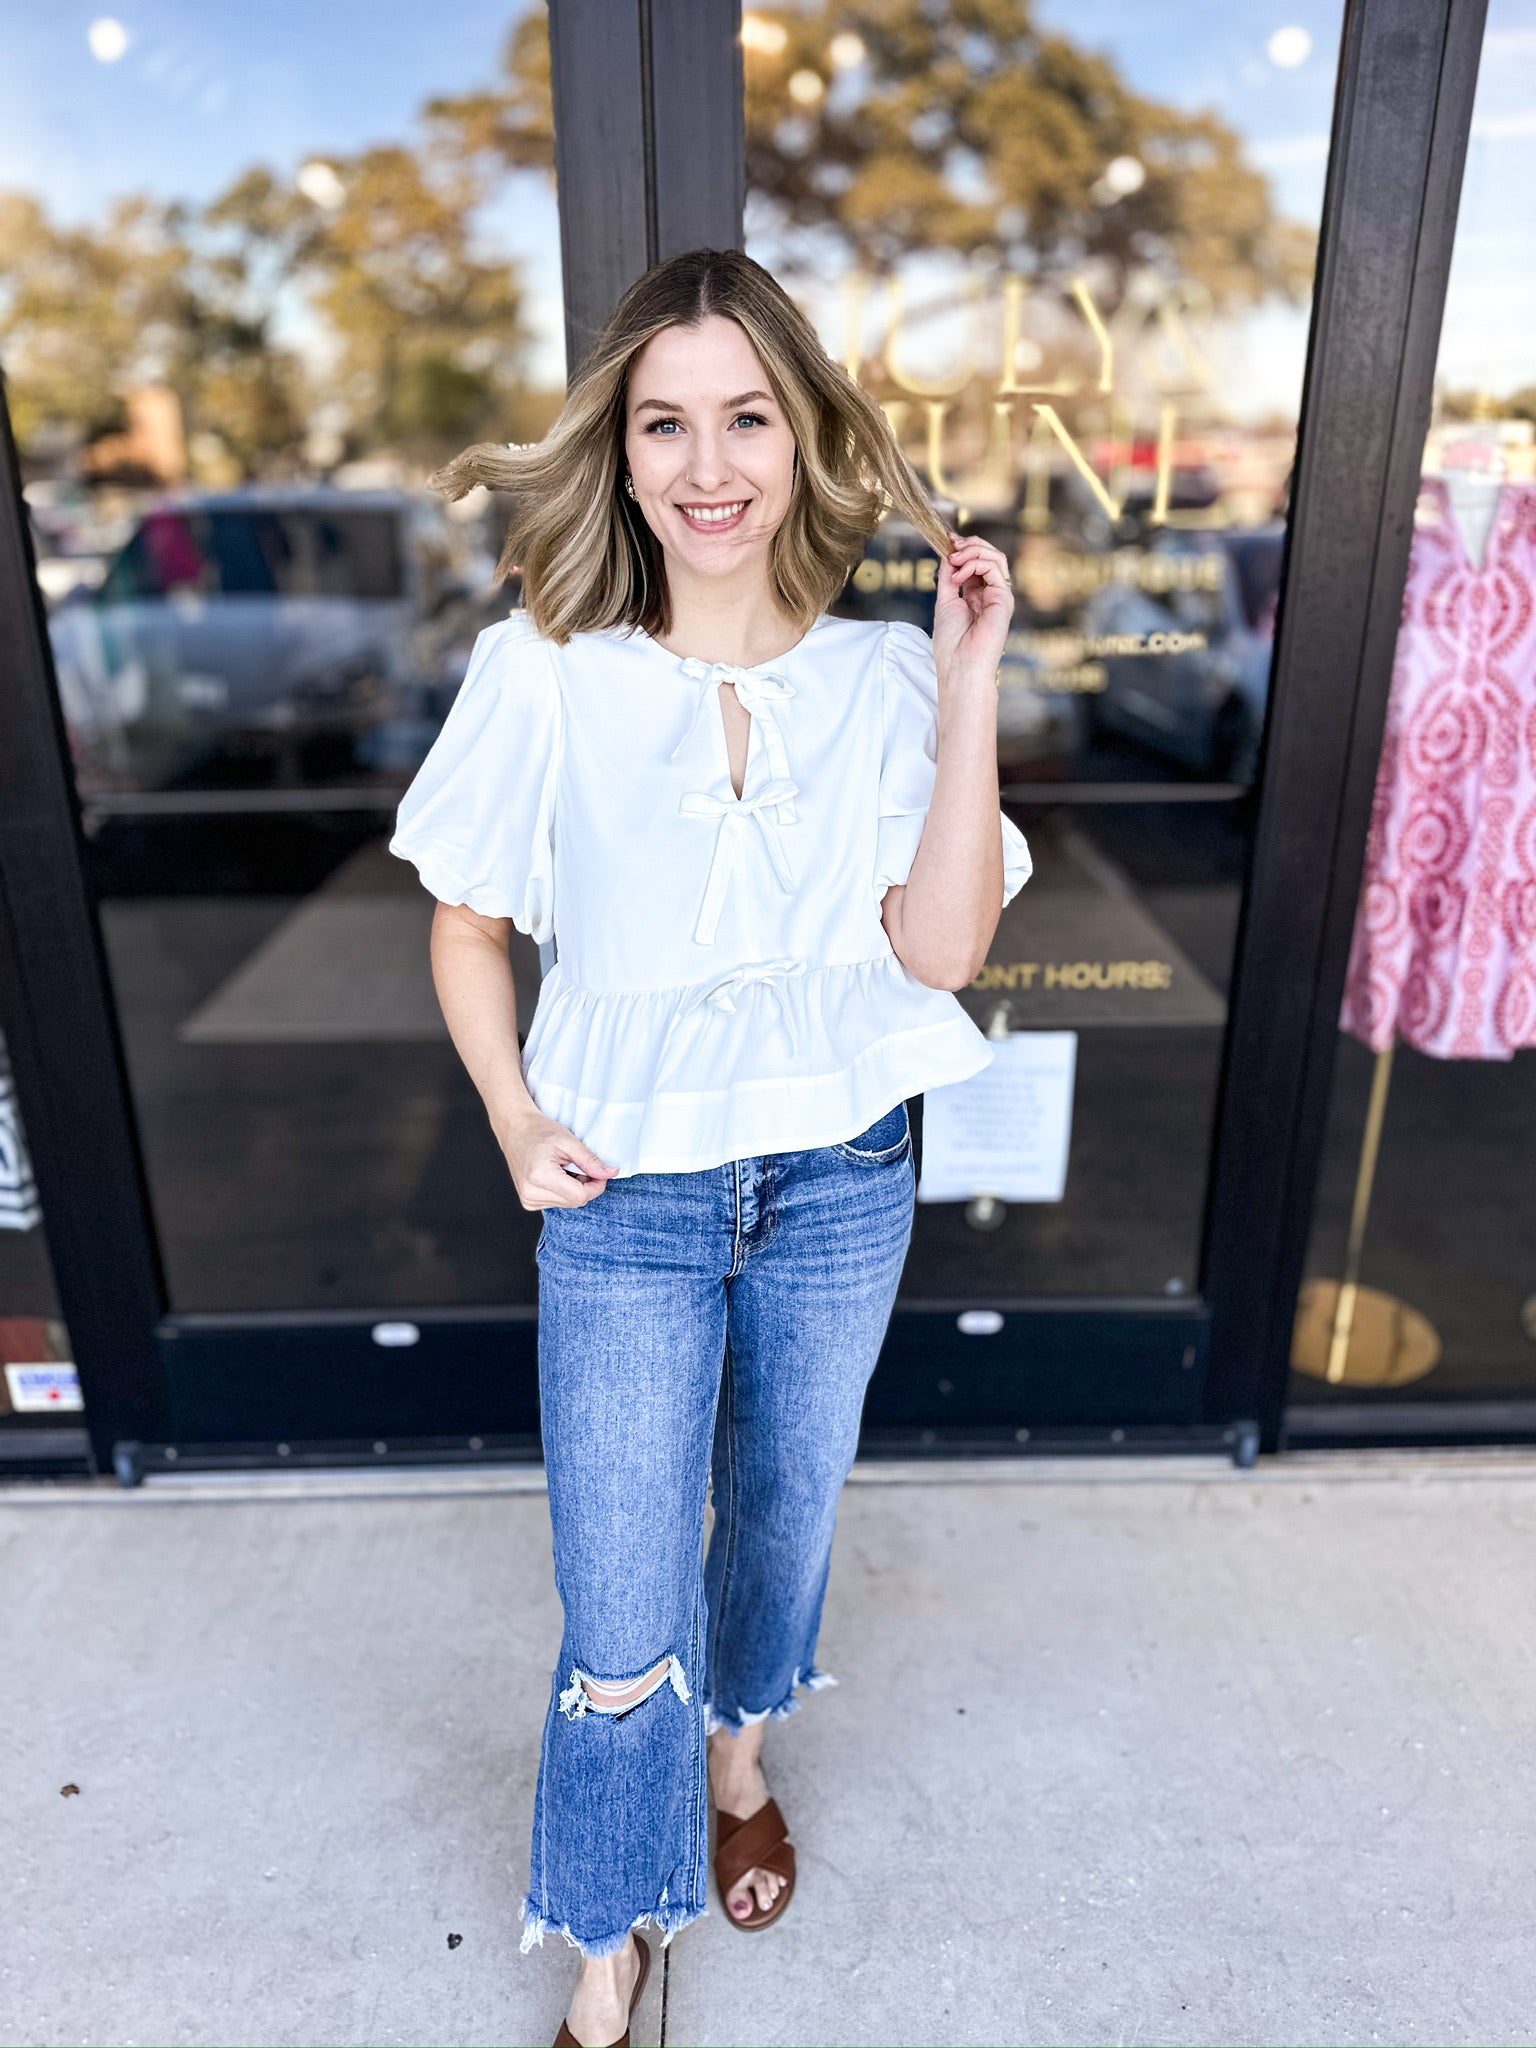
[496,1109,617,1209]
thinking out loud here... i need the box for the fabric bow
[678,779,799,946]
[669,958,808,1056]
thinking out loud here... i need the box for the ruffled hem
[523,955,993,1175]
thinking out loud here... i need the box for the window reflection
[53,495,487,792]
[8,4,563,804]
[743,3,1328,792]
[2,5,567,1315]
[745,2,1342,1295]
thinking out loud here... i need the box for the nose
[685,426,732,492]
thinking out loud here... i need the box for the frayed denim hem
[703,1662,838,1737]
[518,1891,704,1960]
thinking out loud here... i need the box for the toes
[727,1868,785,1919]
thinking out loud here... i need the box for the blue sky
[0,0,570,377]
[1033,0,1344,221]
[2,1,1533,408]
[0,0,539,207]
[1443,12,1536,400]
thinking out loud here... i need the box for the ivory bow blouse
[390,609,1032,1176]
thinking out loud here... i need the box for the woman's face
[623,315,798,577]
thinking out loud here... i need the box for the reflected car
[1079,528,1284,783]
[48,488,495,792]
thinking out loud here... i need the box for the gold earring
[623,472,637,500]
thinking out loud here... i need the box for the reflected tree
[289,145,532,461]
[435,1,1311,311]
[425,10,556,176]
[0,194,204,454]
[739,0,1313,307]
[0,144,536,474]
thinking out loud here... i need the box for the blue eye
[643,413,767,434]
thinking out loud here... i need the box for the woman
[391,248,1030,2048]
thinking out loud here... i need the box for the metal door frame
[1202,0,1489,1449]
[0,0,1489,1476]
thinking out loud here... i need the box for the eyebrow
[634,390,775,413]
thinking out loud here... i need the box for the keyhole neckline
[717,679,752,801]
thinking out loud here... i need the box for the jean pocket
[831,1100,912,1164]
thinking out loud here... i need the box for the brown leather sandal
[713,1797,797,1932]
[552,1929,650,2048]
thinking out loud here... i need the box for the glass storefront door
[5,3,567,1441]
[1290,0,1536,1435]
[743,4,1344,1429]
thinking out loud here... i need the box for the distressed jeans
[519,1099,916,1959]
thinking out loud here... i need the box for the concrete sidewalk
[4,1452,1535,2047]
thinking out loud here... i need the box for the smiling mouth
[676,499,749,532]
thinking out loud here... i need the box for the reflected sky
[1446,11,1536,398]
[1032,0,1536,402]
[1034,0,1343,220]
[0,0,567,381]
[0,0,534,203]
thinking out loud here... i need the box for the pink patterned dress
[1340,476,1536,1059]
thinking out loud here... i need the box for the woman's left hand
[931,531,1014,685]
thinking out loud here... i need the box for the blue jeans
[519,1099,916,1959]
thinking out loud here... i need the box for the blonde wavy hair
[429,247,952,644]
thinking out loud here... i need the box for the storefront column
[549,0,744,372]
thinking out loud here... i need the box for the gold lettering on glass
[882,273,984,400]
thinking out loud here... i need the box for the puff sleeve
[389,613,561,942]
[875,619,1033,905]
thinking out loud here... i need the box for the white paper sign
[917,1032,1077,1203]
[5,1362,83,1413]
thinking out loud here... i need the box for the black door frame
[0,0,1489,1476]
[1203,0,1489,1449]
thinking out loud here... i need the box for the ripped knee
[558,1653,692,1721]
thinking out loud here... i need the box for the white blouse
[389,609,1032,1176]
